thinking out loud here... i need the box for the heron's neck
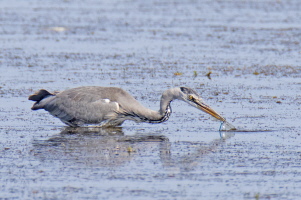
[150,88,180,123]
[122,88,179,124]
[140,100,171,124]
[159,88,177,115]
[125,103,171,124]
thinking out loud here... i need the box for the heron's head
[179,87,226,122]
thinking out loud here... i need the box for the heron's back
[29,86,140,126]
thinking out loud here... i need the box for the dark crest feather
[180,87,199,96]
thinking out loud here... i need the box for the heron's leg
[101,119,125,127]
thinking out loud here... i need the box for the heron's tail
[28,89,54,110]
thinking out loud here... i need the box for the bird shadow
[32,127,235,171]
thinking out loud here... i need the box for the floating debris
[205,71,212,80]
[174,72,183,76]
[47,27,68,32]
[127,146,135,153]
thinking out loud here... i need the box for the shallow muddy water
[0,0,301,199]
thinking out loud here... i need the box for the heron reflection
[32,127,234,170]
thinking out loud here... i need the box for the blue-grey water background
[0,0,301,199]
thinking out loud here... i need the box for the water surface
[0,0,301,199]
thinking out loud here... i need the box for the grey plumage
[29,86,226,127]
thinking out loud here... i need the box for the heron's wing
[43,92,119,126]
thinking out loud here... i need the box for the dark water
[1,0,301,199]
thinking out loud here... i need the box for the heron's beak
[193,99,226,122]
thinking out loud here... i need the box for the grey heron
[29,86,227,127]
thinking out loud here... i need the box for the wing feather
[43,87,120,126]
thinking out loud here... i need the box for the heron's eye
[188,95,194,101]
